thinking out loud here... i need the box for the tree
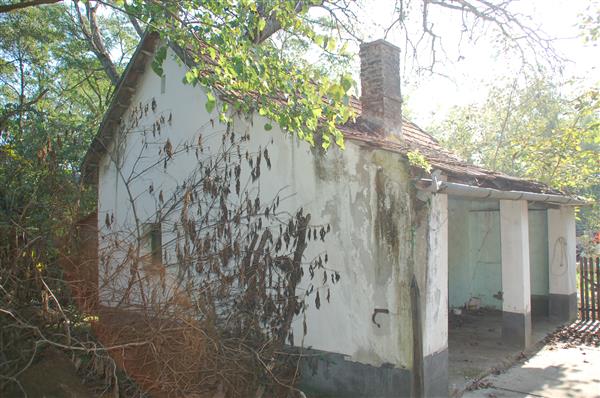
[0,4,137,393]
[0,0,61,14]
[2,1,565,147]
[429,76,599,229]
[115,0,567,146]
[385,0,561,72]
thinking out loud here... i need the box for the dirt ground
[2,347,95,398]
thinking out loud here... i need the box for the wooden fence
[579,256,600,321]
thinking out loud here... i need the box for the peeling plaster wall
[423,193,448,356]
[96,47,434,373]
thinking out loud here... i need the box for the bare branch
[0,0,61,14]
[73,0,120,85]
[384,0,561,73]
[0,89,48,132]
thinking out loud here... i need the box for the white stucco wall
[423,193,448,357]
[548,206,577,295]
[96,47,444,370]
[500,200,531,314]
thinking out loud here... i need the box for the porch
[444,195,578,394]
[414,177,584,397]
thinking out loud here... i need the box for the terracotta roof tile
[342,96,561,194]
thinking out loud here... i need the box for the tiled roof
[342,97,562,194]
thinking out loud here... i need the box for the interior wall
[528,208,549,315]
[447,198,468,309]
[448,198,503,310]
[529,209,549,295]
[448,199,550,314]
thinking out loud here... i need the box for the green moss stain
[374,167,401,266]
[370,150,419,370]
[311,145,346,182]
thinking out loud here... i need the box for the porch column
[423,193,449,397]
[547,206,577,322]
[500,200,532,348]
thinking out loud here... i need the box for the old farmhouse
[82,32,585,397]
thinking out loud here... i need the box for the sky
[336,0,600,126]
[97,0,598,128]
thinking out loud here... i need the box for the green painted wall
[529,209,549,296]
[448,198,470,308]
[448,198,503,310]
[449,199,550,312]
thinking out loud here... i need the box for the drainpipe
[416,178,588,206]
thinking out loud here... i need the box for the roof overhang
[416,178,589,206]
[81,31,161,184]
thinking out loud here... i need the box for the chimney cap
[359,39,401,52]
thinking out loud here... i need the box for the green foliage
[122,0,355,149]
[580,0,600,43]
[431,77,599,192]
[0,5,134,387]
[407,149,432,173]
[0,5,135,166]
[430,76,599,230]
[0,3,133,225]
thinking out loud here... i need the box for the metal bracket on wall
[371,308,390,328]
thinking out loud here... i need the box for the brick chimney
[359,39,402,136]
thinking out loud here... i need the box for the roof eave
[81,31,161,184]
[416,178,589,206]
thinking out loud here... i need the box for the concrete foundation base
[549,293,578,323]
[531,295,549,317]
[299,349,411,397]
[423,348,448,398]
[502,311,532,348]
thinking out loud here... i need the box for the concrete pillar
[422,193,449,397]
[500,200,532,348]
[547,206,578,322]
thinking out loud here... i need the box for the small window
[142,222,162,266]
[160,75,166,94]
